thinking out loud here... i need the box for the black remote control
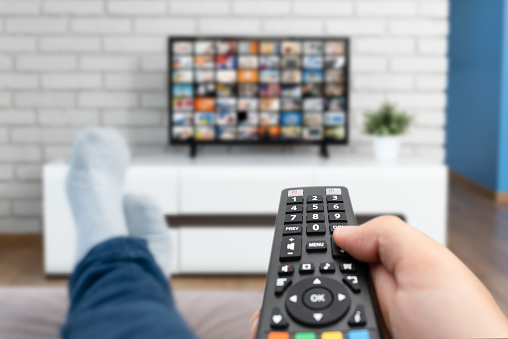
[256,187,384,339]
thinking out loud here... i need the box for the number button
[306,195,323,203]
[286,204,303,213]
[306,203,323,212]
[328,212,347,222]
[285,214,303,224]
[287,196,303,204]
[306,223,326,235]
[306,212,325,222]
[327,203,345,212]
[326,195,344,203]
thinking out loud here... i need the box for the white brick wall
[0,0,449,232]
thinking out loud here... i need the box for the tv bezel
[167,36,350,146]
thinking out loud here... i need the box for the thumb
[332,215,443,274]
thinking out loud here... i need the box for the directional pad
[285,277,351,326]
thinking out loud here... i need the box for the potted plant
[363,102,412,161]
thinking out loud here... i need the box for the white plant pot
[372,135,400,162]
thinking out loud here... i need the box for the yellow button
[321,332,343,339]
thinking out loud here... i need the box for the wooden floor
[1,177,507,315]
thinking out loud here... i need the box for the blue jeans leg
[61,237,197,339]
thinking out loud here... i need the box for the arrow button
[313,313,324,321]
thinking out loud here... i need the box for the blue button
[348,329,370,339]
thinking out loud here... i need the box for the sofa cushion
[0,287,262,339]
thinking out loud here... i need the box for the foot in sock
[123,194,172,278]
[66,128,130,263]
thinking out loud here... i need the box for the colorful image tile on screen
[281,70,301,83]
[173,70,192,83]
[303,40,323,54]
[173,41,193,54]
[303,126,324,140]
[282,99,301,111]
[194,98,215,111]
[194,112,215,125]
[281,85,301,98]
[238,40,258,54]
[238,70,258,83]
[325,126,345,140]
[216,111,237,125]
[216,40,237,55]
[303,98,324,111]
[195,70,214,82]
[173,56,192,68]
[259,56,280,69]
[281,112,302,126]
[260,98,280,111]
[281,41,301,54]
[325,56,346,69]
[238,98,258,111]
[173,112,193,126]
[259,70,280,83]
[216,55,236,69]
[303,56,323,69]
[173,84,193,97]
[325,41,345,55]
[237,126,258,140]
[302,84,323,97]
[216,84,236,97]
[260,41,279,54]
[324,112,345,126]
[260,112,279,126]
[237,112,259,126]
[303,70,324,83]
[327,98,345,112]
[259,126,281,140]
[281,55,301,69]
[325,83,344,97]
[238,84,258,96]
[195,126,215,140]
[216,126,236,140]
[238,56,258,69]
[195,40,214,54]
[173,97,193,111]
[259,84,280,97]
[325,69,344,83]
[303,112,323,126]
[281,126,302,139]
[194,56,214,69]
[216,98,236,111]
[217,70,237,83]
[195,83,216,96]
[173,126,193,140]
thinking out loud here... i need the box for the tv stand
[189,143,197,158]
[319,143,329,158]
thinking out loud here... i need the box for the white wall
[0,0,449,232]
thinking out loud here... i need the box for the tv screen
[168,37,349,145]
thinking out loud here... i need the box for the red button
[268,332,290,339]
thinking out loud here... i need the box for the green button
[295,333,316,339]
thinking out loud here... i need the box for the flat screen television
[168,37,349,156]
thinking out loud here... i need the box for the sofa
[0,287,263,339]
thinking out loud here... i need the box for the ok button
[302,287,333,310]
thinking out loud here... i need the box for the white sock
[66,128,130,263]
[123,194,172,278]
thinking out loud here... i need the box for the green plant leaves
[363,102,412,136]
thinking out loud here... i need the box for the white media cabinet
[43,154,448,275]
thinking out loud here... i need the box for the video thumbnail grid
[170,39,348,142]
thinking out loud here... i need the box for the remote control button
[270,307,289,329]
[279,264,294,276]
[327,202,345,211]
[331,237,349,258]
[348,329,370,339]
[303,287,333,310]
[339,262,356,272]
[326,195,344,203]
[268,332,290,339]
[326,188,342,195]
[306,203,324,212]
[343,275,361,293]
[275,277,292,295]
[288,189,304,197]
[285,277,351,326]
[348,305,367,327]
[306,223,326,235]
[280,236,301,261]
[330,224,345,233]
[306,240,327,252]
[286,204,303,213]
[295,333,316,339]
[285,214,303,224]
[299,263,315,274]
[322,332,344,339]
[306,212,324,222]
[307,195,323,202]
[319,262,335,273]
[328,212,347,222]
[287,196,303,204]
[283,225,302,236]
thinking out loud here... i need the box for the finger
[333,215,443,274]
[250,309,260,339]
